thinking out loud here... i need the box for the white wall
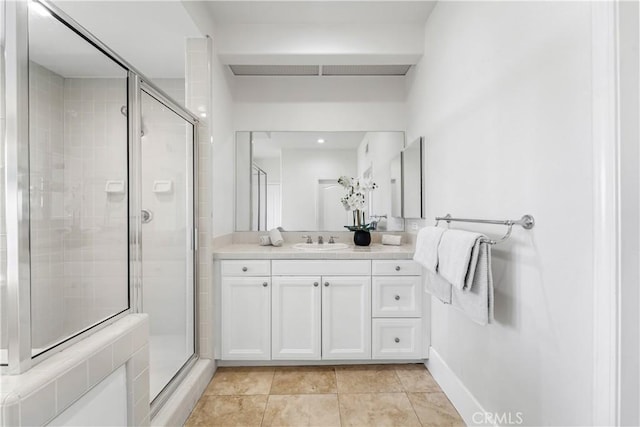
[233,76,406,132]
[210,41,235,239]
[406,2,594,425]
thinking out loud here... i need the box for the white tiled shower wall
[186,38,214,360]
[28,62,65,349]
[28,60,129,351]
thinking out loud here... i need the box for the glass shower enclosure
[2,0,199,414]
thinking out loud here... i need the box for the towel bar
[435,214,535,245]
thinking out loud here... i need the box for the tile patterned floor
[185,364,464,427]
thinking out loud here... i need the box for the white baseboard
[151,358,216,427]
[426,348,493,427]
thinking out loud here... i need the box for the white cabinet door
[321,276,371,360]
[272,276,321,360]
[221,277,271,360]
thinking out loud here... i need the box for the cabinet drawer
[372,277,422,317]
[372,318,422,360]
[272,260,370,276]
[372,260,421,276]
[221,260,271,276]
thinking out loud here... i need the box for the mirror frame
[401,136,425,219]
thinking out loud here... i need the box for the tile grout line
[395,367,424,426]
[334,367,344,427]
[259,368,277,426]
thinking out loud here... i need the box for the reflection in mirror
[28,2,129,356]
[235,132,405,232]
[402,137,425,218]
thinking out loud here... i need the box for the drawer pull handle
[324,282,330,287]
[313,282,319,287]
[395,266,401,271]
[394,337,400,343]
[263,282,268,287]
[242,267,248,272]
[394,295,400,301]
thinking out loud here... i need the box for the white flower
[337,175,377,212]
[338,176,352,188]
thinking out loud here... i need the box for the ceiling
[200,1,436,25]
[31,1,435,79]
[29,5,127,78]
[47,0,202,78]
[194,1,435,75]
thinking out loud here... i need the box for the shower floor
[149,333,193,400]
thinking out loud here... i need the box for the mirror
[402,137,425,218]
[235,131,406,232]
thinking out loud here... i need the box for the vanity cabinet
[218,258,424,362]
[221,261,271,360]
[271,260,371,360]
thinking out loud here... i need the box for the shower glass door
[139,88,195,402]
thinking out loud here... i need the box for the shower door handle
[141,209,153,224]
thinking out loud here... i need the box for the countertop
[212,242,416,260]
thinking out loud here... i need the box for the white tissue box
[381,234,402,246]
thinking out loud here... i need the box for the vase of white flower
[338,175,378,246]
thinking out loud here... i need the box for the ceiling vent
[321,64,412,76]
[229,65,319,76]
[228,64,412,76]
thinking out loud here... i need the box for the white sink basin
[293,242,350,251]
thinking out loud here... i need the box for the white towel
[424,269,452,304]
[438,229,485,290]
[413,226,446,273]
[259,235,271,246]
[269,228,284,247]
[452,241,494,325]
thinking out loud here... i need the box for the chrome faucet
[328,236,338,244]
[369,214,388,231]
[317,236,324,244]
[302,235,312,244]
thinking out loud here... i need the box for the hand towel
[424,269,452,304]
[382,234,402,246]
[451,241,494,325]
[259,235,271,246]
[413,226,446,273]
[438,229,485,290]
[269,228,284,247]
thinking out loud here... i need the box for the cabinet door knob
[394,295,400,301]
[262,282,268,287]
[313,282,319,287]
[324,282,330,287]
[395,266,401,271]
[394,337,400,343]
[242,266,248,272]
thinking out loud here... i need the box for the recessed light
[317,139,325,144]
